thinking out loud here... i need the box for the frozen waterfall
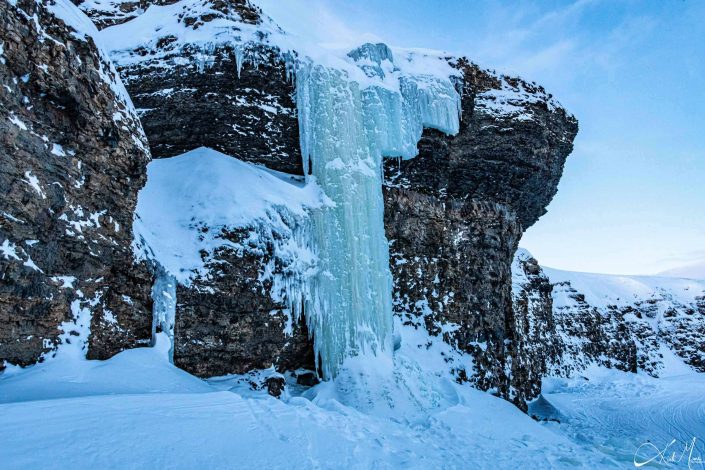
[293,43,461,378]
[151,266,177,363]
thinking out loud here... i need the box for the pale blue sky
[257,0,705,275]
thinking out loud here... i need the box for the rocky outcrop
[383,62,577,406]
[0,0,152,369]
[76,0,577,408]
[173,231,315,377]
[87,0,303,174]
[73,0,262,30]
[507,250,562,409]
[512,250,705,389]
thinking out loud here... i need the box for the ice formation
[294,43,461,378]
[151,266,176,362]
[106,0,464,377]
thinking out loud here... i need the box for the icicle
[151,265,177,362]
[292,44,461,379]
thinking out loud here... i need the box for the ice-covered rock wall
[71,0,579,409]
[134,147,326,376]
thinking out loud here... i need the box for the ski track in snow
[533,366,705,468]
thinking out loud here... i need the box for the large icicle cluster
[151,267,177,362]
[294,43,461,378]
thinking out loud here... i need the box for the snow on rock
[134,146,325,284]
[512,249,705,380]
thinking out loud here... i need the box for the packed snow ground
[532,361,705,468]
[2,328,703,468]
[0,326,599,469]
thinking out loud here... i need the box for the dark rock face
[173,232,314,377]
[383,62,578,406]
[76,0,578,409]
[508,251,562,410]
[0,0,152,369]
[384,190,522,395]
[81,0,303,174]
[119,43,302,174]
[385,60,577,229]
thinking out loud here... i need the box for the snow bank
[133,147,326,283]
[0,329,595,469]
[543,266,705,310]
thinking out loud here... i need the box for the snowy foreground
[1,334,703,469]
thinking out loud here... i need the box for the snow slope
[659,260,705,281]
[532,365,705,468]
[543,266,705,311]
[134,146,326,284]
[0,329,601,469]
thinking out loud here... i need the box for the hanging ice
[294,43,461,378]
[151,265,177,362]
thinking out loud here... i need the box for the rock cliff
[75,0,577,409]
[512,249,705,396]
[0,0,152,369]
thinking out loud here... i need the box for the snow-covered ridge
[514,248,705,378]
[133,146,326,284]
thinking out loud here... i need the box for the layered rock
[91,0,303,174]
[507,250,562,408]
[383,63,577,406]
[512,249,705,389]
[77,0,577,409]
[0,0,152,369]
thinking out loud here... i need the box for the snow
[659,260,705,280]
[0,327,599,469]
[51,275,77,289]
[45,0,101,42]
[533,365,705,468]
[133,146,326,284]
[50,143,66,156]
[8,113,28,130]
[543,265,705,310]
[1,239,21,260]
[4,313,702,468]
[22,170,45,198]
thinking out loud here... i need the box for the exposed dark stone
[174,230,314,378]
[120,43,303,174]
[384,190,522,397]
[295,369,319,387]
[508,251,562,411]
[265,375,286,398]
[0,0,152,368]
[384,59,578,230]
[383,62,578,407]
